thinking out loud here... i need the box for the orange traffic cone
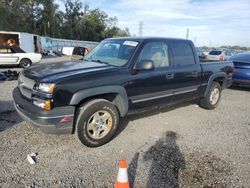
[115,158,130,188]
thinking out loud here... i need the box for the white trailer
[0,31,41,53]
[0,31,98,54]
[51,38,98,52]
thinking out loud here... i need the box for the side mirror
[134,60,154,70]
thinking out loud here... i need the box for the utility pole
[53,13,55,37]
[194,36,197,46]
[186,28,189,39]
[83,0,87,15]
[32,2,35,34]
[139,21,143,37]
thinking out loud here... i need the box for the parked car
[0,46,42,68]
[62,46,89,60]
[229,52,250,87]
[196,49,207,62]
[207,50,233,61]
[13,37,233,147]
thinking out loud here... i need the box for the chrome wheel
[20,59,31,68]
[86,110,113,139]
[210,87,220,105]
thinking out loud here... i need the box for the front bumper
[13,87,75,134]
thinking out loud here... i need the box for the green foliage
[0,0,130,41]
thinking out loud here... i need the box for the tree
[62,0,82,39]
[0,0,131,41]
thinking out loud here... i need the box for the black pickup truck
[13,37,233,147]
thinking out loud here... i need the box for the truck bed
[201,61,234,84]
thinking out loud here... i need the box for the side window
[171,42,195,66]
[78,47,85,56]
[73,47,85,56]
[10,48,16,53]
[138,41,169,68]
[73,47,80,55]
[0,48,12,53]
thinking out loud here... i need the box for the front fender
[69,86,129,117]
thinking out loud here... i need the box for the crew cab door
[128,40,174,108]
[169,41,202,102]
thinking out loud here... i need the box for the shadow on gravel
[0,100,22,132]
[143,131,185,188]
[128,152,140,188]
[115,101,197,139]
[229,85,250,91]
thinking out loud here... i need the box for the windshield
[84,39,139,67]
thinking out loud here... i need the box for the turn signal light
[44,100,52,111]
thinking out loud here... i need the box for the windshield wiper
[89,59,110,65]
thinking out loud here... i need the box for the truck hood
[22,60,117,82]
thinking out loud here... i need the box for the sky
[59,0,250,47]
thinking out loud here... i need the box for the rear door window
[138,41,170,68]
[171,41,195,66]
[209,50,222,55]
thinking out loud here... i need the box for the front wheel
[75,99,119,147]
[19,58,32,68]
[199,82,222,110]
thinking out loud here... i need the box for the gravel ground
[0,59,249,187]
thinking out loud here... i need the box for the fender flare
[70,86,129,117]
[204,72,227,97]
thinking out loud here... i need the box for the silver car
[207,50,233,61]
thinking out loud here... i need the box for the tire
[199,82,222,110]
[75,99,119,147]
[19,58,32,68]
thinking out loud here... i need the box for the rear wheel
[20,58,32,68]
[199,82,222,109]
[75,99,119,147]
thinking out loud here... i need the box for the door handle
[166,73,174,79]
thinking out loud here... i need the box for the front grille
[18,73,35,99]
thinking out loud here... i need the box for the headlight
[36,83,55,93]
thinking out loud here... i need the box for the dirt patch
[180,152,239,188]
[0,110,19,131]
